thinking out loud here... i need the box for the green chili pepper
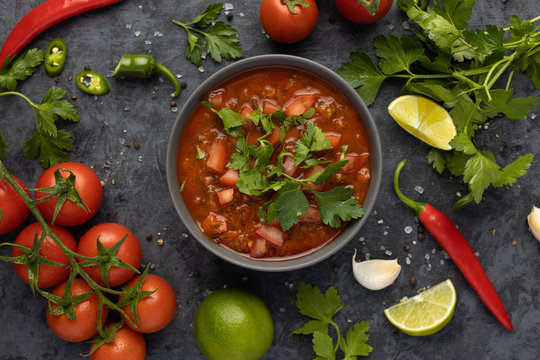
[112,54,181,97]
[45,38,67,77]
[75,70,110,95]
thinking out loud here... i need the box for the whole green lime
[193,288,274,360]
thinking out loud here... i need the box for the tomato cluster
[0,161,177,359]
[259,0,393,44]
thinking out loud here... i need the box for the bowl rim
[166,54,382,272]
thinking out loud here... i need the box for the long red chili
[394,160,513,331]
[0,0,122,67]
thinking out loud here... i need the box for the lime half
[384,279,457,336]
[388,95,456,150]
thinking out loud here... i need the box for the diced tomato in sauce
[217,188,235,207]
[206,141,228,174]
[219,169,239,187]
[177,68,371,258]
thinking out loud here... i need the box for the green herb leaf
[205,105,245,136]
[374,35,424,75]
[312,331,336,360]
[303,160,348,185]
[281,0,311,14]
[493,154,534,188]
[196,145,205,160]
[293,282,344,335]
[427,148,446,174]
[0,49,44,90]
[313,187,364,227]
[339,321,373,358]
[185,31,203,67]
[23,129,73,168]
[190,3,223,27]
[294,121,331,166]
[272,182,309,231]
[463,151,500,204]
[336,51,387,106]
[480,89,540,120]
[449,132,476,155]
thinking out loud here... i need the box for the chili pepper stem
[393,160,425,215]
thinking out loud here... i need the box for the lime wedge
[388,95,457,150]
[384,279,457,336]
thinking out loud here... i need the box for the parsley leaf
[173,4,244,66]
[294,282,344,335]
[339,322,373,358]
[294,283,371,360]
[493,154,534,188]
[479,89,540,120]
[203,101,245,136]
[24,129,73,168]
[313,187,364,227]
[0,49,44,90]
[273,182,309,231]
[295,121,332,166]
[463,151,500,204]
[374,35,424,75]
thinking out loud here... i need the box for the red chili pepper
[0,0,122,67]
[394,160,513,331]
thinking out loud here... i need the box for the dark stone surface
[0,1,539,359]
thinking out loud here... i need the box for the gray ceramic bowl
[166,54,382,271]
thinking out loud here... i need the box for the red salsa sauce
[177,67,371,259]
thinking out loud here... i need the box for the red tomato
[120,274,177,333]
[34,162,102,227]
[12,222,77,288]
[77,223,142,287]
[46,278,109,342]
[0,176,30,234]
[260,0,318,43]
[335,0,393,24]
[90,323,146,360]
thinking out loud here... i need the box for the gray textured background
[0,0,539,359]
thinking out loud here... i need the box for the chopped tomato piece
[217,188,235,207]
[219,169,239,187]
[239,104,254,122]
[358,167,370,182]
[299,205,322,223]
[325,132,342,149]
[206,141,228,174]
[208,92,223,108]
[263,100,281,114]
[255,225,285,247]
[284,94,319,116]
[250,237,267,258]
[246,128,264,146]
[283,156,298,177]
[201,212,227,236]
[267,125,281,146]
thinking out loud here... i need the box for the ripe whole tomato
[120,274,177,333]
[335,0,393,24]
[34,162,103,227]
[12,222,77,288]
[77,223,142,287]
[46,278,109,342]
[0,176,30,234]
[260,0,318,43]
[90,323,146,360]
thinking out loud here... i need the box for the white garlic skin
[352,250,401,290]
[527,206,540,242]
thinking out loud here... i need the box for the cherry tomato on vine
[120,274,177,333]
[12,222,77,288]
[46,278,109,342]
[77,223,142,287]
[34,162,103,227]
[90,323,146,360]
[0,176,30,234]
[260,0,318,44]
[335,0,393,24]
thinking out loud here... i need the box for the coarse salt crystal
[402,21,410,30]
[134,31,141,37]
[383,231,388,236]
[289,283,294,289]
[388,24,394,30]
[427,263,432,270]
[440,259,445,265]
[431,248,436,254]
[407,253,412,258]
[385,250,392,256]
[176,74,182,79]
[425,253,430,260]
[405,257,411,265]
[380,245,386,251]
[224,3,234,10]
[125,24,132,29]
[377,219,384,224]
[414,185,424,194]
[365,253,371,260]
[198,66,205,73]
[531,113,537,120]
[404,226,413,234]
[145,40,152,45]
[475,251,480,257]
[171,107,178,113]
[182,233,188,238]
[240,12,245,17]
[358,236,365,242]
[154,31,163,37]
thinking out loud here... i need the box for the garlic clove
[352,249,401,290]
[527,206,540,242]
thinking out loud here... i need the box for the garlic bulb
[352,250,401,290]
[527,206,540,242]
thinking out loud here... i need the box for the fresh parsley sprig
[294,282,372,360]
[173,3,244,67]
[338,0,540,208]
[0,49,44,90]
[0,87,79,168]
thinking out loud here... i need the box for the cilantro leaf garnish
[294,282,372,359]
[272,182,309,231]
[339,0,540,208]
[313,187,364,227]
[1,86,79,168]
[173,3,244,67]
[0,49,44,90]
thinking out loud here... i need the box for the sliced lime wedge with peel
[384,279,456,336]
[388,95,457,150]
